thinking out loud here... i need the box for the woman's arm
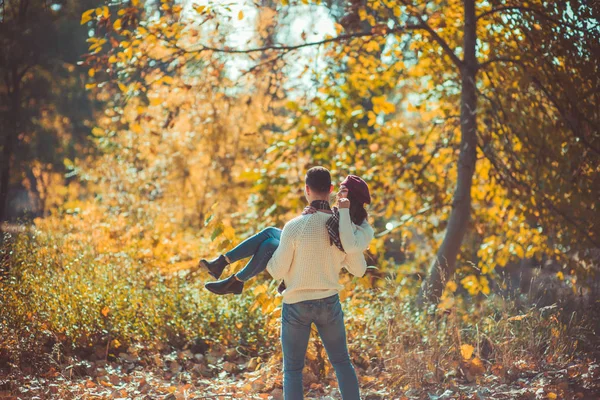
[338,208,374,254]
[342,251,367,277]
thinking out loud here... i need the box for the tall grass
[1,220,598,396]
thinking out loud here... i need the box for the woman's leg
[205,237,280,295]
[225,227,281,263]
[235,237,279,282]
[201,227,281,280]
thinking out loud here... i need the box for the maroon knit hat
[341,175,371,205]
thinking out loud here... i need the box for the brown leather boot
[199,255,229,279]
[205,275,244,295]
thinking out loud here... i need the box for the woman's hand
[338,198,350,209]
[302,206,317,215]
[337,184,350,209]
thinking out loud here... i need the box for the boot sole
[204,284,243,295]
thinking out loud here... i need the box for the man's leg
[235,237,279,282]
[315,298,360,400]
[225,227,281,263]
[281,303,311,400]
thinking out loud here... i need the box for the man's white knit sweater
[266,208,374,304]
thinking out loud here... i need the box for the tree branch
[177,27,421,55]
[179,10,464,72]
[396,0,463,69]
[477,57,522,70]
[418,21,464,69]
[476,5,592,33]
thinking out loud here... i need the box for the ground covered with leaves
[1,339,599,399]
[2,228,600,399]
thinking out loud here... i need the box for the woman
[198,175,373,295]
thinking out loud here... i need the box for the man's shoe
[199,255,229,279]
[205,275,244,295]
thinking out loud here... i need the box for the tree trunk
[0,74,19,232]
[417,0,478,306]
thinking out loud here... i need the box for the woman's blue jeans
[225,227,281,282]
[281,294,360,400]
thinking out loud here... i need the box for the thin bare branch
[476,5,592,33]
[177,28,410,54]
[477,57,521,70]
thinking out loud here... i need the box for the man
[267,166,368,400]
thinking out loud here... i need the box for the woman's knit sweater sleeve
[342,252,367,277]
[338,208,374,254]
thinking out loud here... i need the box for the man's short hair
[305,166,332,194]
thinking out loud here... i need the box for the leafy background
[1,0,599,398]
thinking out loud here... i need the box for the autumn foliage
[1,0,599,398]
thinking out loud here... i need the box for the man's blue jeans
[225,227,281,282]
[282,294,360,400]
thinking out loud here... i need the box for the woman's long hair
[345,190,368,226]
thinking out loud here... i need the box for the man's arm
[266,219,298,280]
[342,251,367,277]
[338,208,374,254]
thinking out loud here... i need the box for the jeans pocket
[282,303,303,326]
[324,294,339,305]
[327,300,343,323]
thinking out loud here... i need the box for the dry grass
[1,225,599,398]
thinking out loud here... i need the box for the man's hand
[338,198,350,209]
[302,206,317,215]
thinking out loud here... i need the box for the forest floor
[1,344,599,400]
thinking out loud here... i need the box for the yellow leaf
[132,0,139,6]
[113,18,122,30]
[437,295,454,311]
[92,127,104,137]
[88,68,96,78]
[102,6,109,18]
[85,83,96,90]
[101,306,110,317]
[358,8,367,21]
[238,10,244,20]
[446,280,457,292]
[254,284,267,295]
[460,344,474,360]
[80,9,95,24]
[547,393,557,400]
[507,314,529,321]
[149,97,162,106]
[195,5,206,13]
[131,123,143,134]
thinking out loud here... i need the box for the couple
[199,167,374,400]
